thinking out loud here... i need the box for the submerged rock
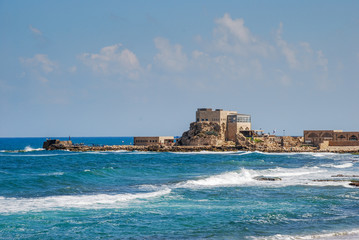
[313,179,347,182]
[254,176,282,181]
[331,174,359,178]
[349,181,359,187]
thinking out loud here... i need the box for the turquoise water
[1,138,359,239]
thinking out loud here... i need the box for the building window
[308,133,319,138]
[201,119,204,121]
[338,135,346,140]
[349,135,358,141]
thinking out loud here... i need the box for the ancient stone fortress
[304,130,359,151]
[196,108,252,142]
[41,108,359,153]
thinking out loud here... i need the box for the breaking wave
[24,146,44,152]
[0,146,44,153]
[0,188,171,213]
[175,164,355,189]
[321,163,354,169]
[249,228,359,240]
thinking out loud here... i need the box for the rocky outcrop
[176,122,318,152]
[43,139,73,150]
[176,122,227,146]
[349,181,359,187]
[254,176,282,181]
[235,132,256,150]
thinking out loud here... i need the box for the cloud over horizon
[79,44,142,79]
[19,54,57,82]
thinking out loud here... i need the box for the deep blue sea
[1,137,359,239]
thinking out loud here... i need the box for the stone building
[195,108,252,141]
[134,136,174,146]
[304,130,359,148]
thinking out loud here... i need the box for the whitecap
[172,165,353,189]
[39,172,64,176]
[0,188,171,213]
[249,228,359,240]
[171,151,242,155]
[24,146,44,152]
[321,163,353,169]
[178,168,256,188]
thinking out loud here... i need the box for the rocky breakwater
[43,138,239,152]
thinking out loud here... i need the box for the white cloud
[316,50,328,72]
[153,37,188,71]
[215,13,252,44]
[20,54,57,82]
[29,25,42,36]
[276,23,298,69]
[20,54,56,73]
[212,13,271,56]
[192,50,206,59]
[68,66,77,73]
[276,69,291,86]
[79,44,141,79]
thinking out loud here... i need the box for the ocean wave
[249,228,359,240]
[171,151,244,155]
[0,188,171,213]
[0,146,44,153]
[177,169,256,188]
[320,163,354,169]
[38,172,64,176]
[24,146,44,152]
[0,152,83,157]
[172,165,357,189]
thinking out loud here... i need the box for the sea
[1,137,359,240]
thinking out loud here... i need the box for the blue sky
[1,1,359,137]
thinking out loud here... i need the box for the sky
[1,0,359,137]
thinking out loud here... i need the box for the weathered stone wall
[329,141,359,146]
[134,136,174,146]
[227,121,251,142]
[195,108,237,126]
[333,132,359,142]
[326,146,359,152]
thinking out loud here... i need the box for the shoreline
[44,144,359,154]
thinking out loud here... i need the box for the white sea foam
[0,188,171,213]
[249,228,359,240]
[171,151,242,155]
[178,168,256,188]
[24,146,44,152]
[39,172,64,176]
[173,163,359,189]
[253,151,355,160]
[321,163,354,169]
[112,150,130,153]
[0,146,44,153]
[127,151,158,154]
[0,152,83,157]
